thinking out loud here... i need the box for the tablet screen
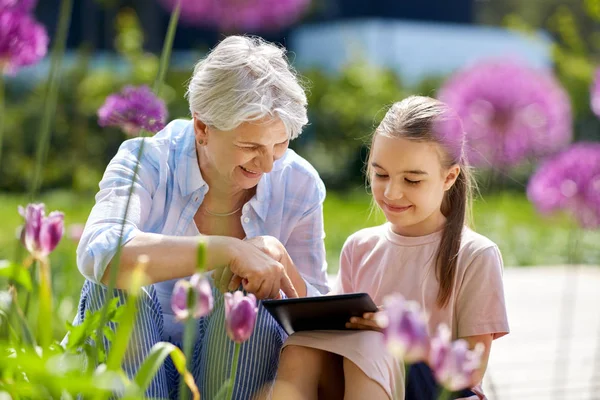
[262,293,378,335]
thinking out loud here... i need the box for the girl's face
[194,116,290,191]
[370,134,460,237]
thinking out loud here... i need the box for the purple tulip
[0,8,48,75]
[158,0,311,31]
[428,325,484,391]
[190,273,214,318]
[171,273,214,321]
[224,291,258,343]
[439,60,572,169]
[18,203,64,258]
[376,294,430,364]
[592,68,600,118]
[97,85,167,136]
[527,142,600,229]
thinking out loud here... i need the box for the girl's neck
[390,209,447,237]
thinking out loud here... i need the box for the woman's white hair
[186,35,308,139]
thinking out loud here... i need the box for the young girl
[271,96,509,400]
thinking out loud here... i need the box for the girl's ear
[193,115,209,145]
[444,164,461,191]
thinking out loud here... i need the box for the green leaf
[0,260,32,291]
[132,342,199,400]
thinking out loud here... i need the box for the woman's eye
[405,178,421,185]
[374,173,388,179]
[239,146,258,151]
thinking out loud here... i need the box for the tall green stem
[552,227,581,399]
[179,296,198,400]
[93,0,181,365]
[38,258,52,349]
[226,343,241,400]
[27,0,73,199]
[0,73,5,168]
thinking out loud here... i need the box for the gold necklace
[203,206,242,217]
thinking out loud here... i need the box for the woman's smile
[240,165,262,178]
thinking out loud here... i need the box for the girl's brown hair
[367,96,474,308]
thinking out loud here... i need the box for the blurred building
[35,0,474,51]
[29,0,550,85]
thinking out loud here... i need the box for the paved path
[482,266,600,399]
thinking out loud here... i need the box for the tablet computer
[262,293,378,335]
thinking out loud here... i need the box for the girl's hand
[345,311,384,332]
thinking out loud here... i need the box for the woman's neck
[196,145,252,211]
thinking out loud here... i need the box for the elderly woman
[70,35,329,398]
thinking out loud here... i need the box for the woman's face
[369,134,459,237]
[194,116,289,190]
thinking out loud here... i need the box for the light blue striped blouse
[74,119,330,397]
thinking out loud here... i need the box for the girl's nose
[384,181,404,200]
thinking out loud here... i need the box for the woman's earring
[198,139,204,145]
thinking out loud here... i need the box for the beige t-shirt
[333,223,509,340]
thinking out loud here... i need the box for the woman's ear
[444,164,461,191]
[193,115,208,145]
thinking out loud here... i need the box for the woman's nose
[257,149,275,173]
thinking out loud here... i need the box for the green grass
[1,189,599,340]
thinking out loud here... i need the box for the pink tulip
[171,273,214,321]
[428,325,484,391]
[376,293,430,364]
[224,291,258,343]
[18,203,64,259]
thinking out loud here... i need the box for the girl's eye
[405,178,421,185]
[374,173,388,179]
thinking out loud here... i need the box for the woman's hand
[245,236,307,297]
[345,311,384,332]
[210,236,298,300]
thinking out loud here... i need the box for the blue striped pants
[70,279,287,399]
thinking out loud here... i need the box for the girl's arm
[462,333,493,385]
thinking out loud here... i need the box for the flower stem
[0,73,5,168]
[552,226,582,398]
[27,0,73,199]
[437,388,453,400]
[179,317,197,400]
[153,0,180,98]
[93,0,181,365]
[226,343,241,400]
[38,258,52,349]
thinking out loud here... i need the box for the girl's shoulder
[342,224,388,251]
[459,226,502,267]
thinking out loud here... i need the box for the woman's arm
[102,233,297,299]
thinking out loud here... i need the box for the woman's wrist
[202,235,239,271]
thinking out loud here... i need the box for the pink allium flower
[158,0,311,31]
[0,8,48,75]
[67,223,85,242]
[592,68,600,118]
[97,85,167,135]
[18,203,64,259]
[428,325,484,392]
[224,291,258,343]
[0,0,37,13]
[171,273,214,321]
[439,60,572,168]
[376,294,430,364]
[527,142,600,229]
